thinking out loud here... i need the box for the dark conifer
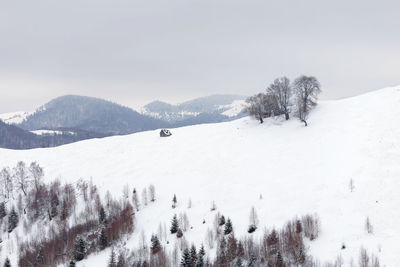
[180,248,191,267]
[219,215,225,226]
[99,205,107,224]
[100,228,108,249]
[3,258,11,267]
[150,234,161,254]
[170,214,178,234]
[74,236,86,261]
[7,206,18,233]
[224,218,233,235]
[0,202,6,220]
[190,244,197,265]
[108,248,116,267]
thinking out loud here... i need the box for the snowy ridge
[0,86,399,266]
[0,111,33,124]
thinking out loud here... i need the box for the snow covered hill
[0,86,399,266]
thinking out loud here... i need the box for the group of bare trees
[244,75,321,126]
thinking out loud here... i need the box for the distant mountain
[19,95,168,135]
[0,120,108,149]
[140,94,247,124]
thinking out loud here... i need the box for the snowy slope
[0,111,32,124]
[0,86,399,266]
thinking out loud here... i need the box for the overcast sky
[0,0,399,113]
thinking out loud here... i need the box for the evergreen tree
[247,254,256,267]
[0,202,6,220]
[219,215,226,226]
[190,244,197,266]
[170,214,179,234]
[172,194,177,208]
[7,206,18,233]
[50,193,60,219]
[235,258,243,267]
[74,236,86,261]
[69,260,76,267]
[3,258,10,267]
[100,228,108,249]
[108,248,116,267]
[180,248,191,267]
[117,253,126,267]
[276,251,285,267]
[196,252,205,267]
[224,218,233,235]
[199,244,205,256]
[99,205,107,224]
[60,200,68,221]
[150,234,161,254]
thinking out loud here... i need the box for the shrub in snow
[176,229,183,238]
[160,129,172,137]
[248,224,257,234]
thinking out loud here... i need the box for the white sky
[0,0,399,112]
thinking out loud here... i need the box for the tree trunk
[301,119,307,126]
[259,117,264,124]
[285,113,289,120]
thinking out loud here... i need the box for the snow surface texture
[0,86,399,266]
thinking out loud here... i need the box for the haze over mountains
[0,94,246,149]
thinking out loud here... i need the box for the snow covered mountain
[140,94,247,124]
[0,86,399,266]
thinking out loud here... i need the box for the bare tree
[244,93,280,123]
[365,217,373,234]
[267,76,292,120]
[0,167,13,199]
[293,75,321,126]
[29,162,44,193]
[13,161,31,196]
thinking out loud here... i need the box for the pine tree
[180,248,191,267]
[170,214,179,234]
[108,248,116,267]
[196,251,205,267]
[69,260,76,267]
[99,205,107,224]
[0,202,6,220]
[50,193,59,219]
[224,218,233,235]
[247,254,256,267]
[190,244,197,266]
[100,228,108,249]
[74,236,86,261]
[3,257,10,267]
[7,206,18,233]
[172,194,177,208]
[235,258,243,267]
[132,188,140,211]
[60,200,68,221]
[276,251,285,267]
[219,215,226,226]
[117,252,126,267]
[150,234,161,254]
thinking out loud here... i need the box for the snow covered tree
[29,161,44,193]
[172,194,177,208]
[132,188,140,211]
[190,244,197,266]
[0,167,13,199]
[180,248,192,267]
[13,161,31,196]
[149,184,156,202]
[100,228,108,249]
[0,202,6,220]
[74,236,86,261]
[141,188,148,206]
[7,206,18,233]
[151,234,161,254]
[197,245,206,267]
[170,214,179,234]
[224,218,233,235]
[293,75,321,126]
[3,258,10,267]
[248,206,259,233]
[108,248,116,267]
[267,76,292,120]
[219,215,225,226]
[99,205,107,225]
